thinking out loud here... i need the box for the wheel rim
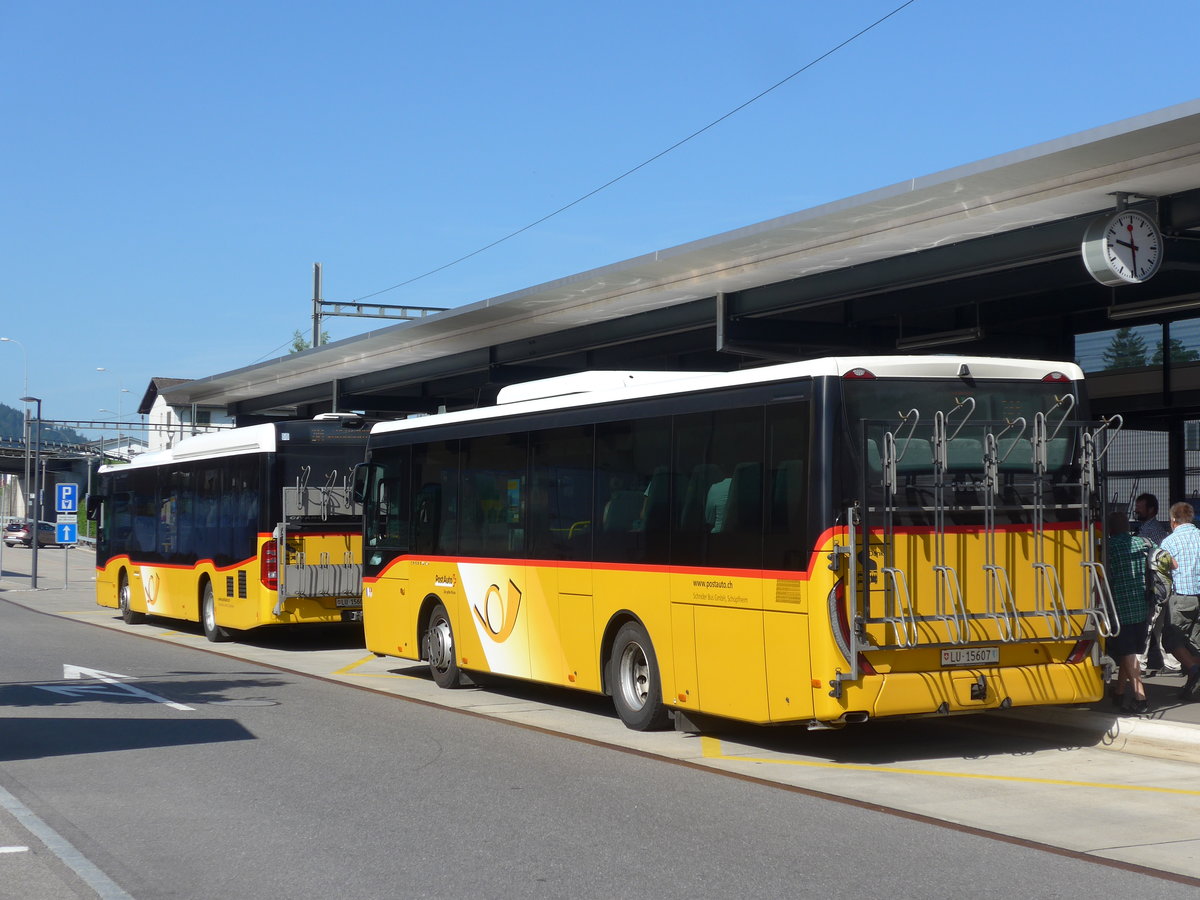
[428,615,453,675]
[203,594,215,631]
[119,579,130,614]
[617,640,650,712]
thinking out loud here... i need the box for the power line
[254,0,920,362]
[347,0,920,304]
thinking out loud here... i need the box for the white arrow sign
[34,665,194,711]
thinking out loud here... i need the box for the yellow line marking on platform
[699,736,1200,796]
[332,655,414,679]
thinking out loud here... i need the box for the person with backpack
[1134,492,1179,675]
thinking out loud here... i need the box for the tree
[1151,337,1200,366]
[0,403,88,444]
[1102,327,1148,370]
[290,329,330,353]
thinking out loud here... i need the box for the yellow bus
[91,416,369,642]
[355,357,1118,730]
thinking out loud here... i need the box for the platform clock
[1081,208,1163,286]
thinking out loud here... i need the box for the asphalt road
[3,595,1199,899]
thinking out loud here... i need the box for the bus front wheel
[610,621,670,731]
[425,603,464,688]
[201,582,231,643]
[118,572,146,625]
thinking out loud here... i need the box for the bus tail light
[831,580,877,677]
[843,367,876,380]
[261,539,279,590]
[1065,639,1093,664]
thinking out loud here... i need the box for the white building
[136,377,234,452]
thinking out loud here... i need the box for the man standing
[1104,511,1151,713]
[1159,501,1200,701]
[1135,493,1178,675]
[1135,492,1170,544]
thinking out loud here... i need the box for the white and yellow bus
[91,416,369,641]
[355,357,1118,730]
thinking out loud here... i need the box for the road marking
[1,846,30,853]
[699,736,1200,796]
[332,655,416,679]
[33,665,194,711]
[0,785,133,899]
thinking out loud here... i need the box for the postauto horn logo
[473,580,522,642]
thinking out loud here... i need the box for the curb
[996,705,1200,763]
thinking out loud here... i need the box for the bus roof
[371,355,1082,438]
[98,422,282,474]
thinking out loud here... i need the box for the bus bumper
[824,661,1105,722]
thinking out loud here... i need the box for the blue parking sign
[56,522,78,545]
[56,483,79,514]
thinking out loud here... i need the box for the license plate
[941,647,999,667]
[335,598,362,608]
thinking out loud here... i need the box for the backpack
[1147,545,1174,608]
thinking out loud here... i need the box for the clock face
[1082,209,1163,286]
[1103,210,1162,283]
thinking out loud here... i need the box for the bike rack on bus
[982,417,1026,642]
[930,398,975,645]
[274,466,362,616]
[831,394,1118,700]
[1077,415,1123,639]
[1029,401,1073,640]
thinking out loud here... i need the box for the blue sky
[4,0,1200,430]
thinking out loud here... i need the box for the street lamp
[1,337,27,397]
[96,368,133,459]
[20,395,41,590]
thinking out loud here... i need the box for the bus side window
[111,491,134,555]
[412,483,441,554]
[529,424,593,561]
[673,406,764,568]
[594,418,669,564]
[764,401,809,571]
[459,433,526,558]
[410,440,458,556]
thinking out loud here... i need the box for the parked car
[3,521,58,548]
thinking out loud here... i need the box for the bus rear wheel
[201,582,231,643]
[118,572,146,625]
[610,621,670,731]
[425,603,464,688]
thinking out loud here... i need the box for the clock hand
[1115,239,1137,250]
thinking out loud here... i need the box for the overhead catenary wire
[255,0,919,361]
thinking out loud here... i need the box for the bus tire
[119,572,146,625]
[425,602,464,689]
[609,621,670,731]
[201,582,231,643]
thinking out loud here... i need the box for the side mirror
[352,463,373,506]
[85,494,102,522]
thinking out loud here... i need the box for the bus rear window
[843,378,1080,477]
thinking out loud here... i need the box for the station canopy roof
[163,99,1200,421]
